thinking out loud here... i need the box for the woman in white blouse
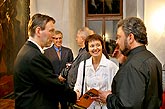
[74,34,119,109]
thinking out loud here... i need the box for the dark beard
[121,38,130,56]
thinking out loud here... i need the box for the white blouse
[74,54,119,109]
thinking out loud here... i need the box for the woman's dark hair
[117,17,148,45]
[85,34,104,52]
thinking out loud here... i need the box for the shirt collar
[86,54,107,67]
[53,45,61,52]
[28,37,45,54]
[128,45,146,57]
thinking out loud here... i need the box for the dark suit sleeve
[68,49,74,62]
[29,54,76,102]
[106,94,123,109]
[30,55,61,87]
[63,87,77,103]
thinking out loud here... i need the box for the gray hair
[117,17,148,45]
[77,27,90,39]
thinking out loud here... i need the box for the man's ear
[35,27,41,36]
[128,33,135,44]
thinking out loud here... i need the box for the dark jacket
[44,45,73,75]
[14,41,76,109]
[107,46,162,109]
[67,47,90,89]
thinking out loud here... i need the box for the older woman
[74,34,119,109]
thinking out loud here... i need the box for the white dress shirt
[74,54,119,109]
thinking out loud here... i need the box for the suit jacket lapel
[61,46,66,60]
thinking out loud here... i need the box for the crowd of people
[13,13,163,109]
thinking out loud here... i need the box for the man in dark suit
[14,13,76,109]
[44,30,74,109]
[44,30,73,76]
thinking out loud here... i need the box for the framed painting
[0,0,30,98]
[86,0,123,17]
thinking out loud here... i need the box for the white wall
[122,0,165,65]
[144,0,165,65]
[125,0,144,19]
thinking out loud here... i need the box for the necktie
[57,50,61,60]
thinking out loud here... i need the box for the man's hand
[112,46,127,64]
[58,74,66,82]
[98,90,112,103]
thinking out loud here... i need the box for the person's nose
[93,45,98,50]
